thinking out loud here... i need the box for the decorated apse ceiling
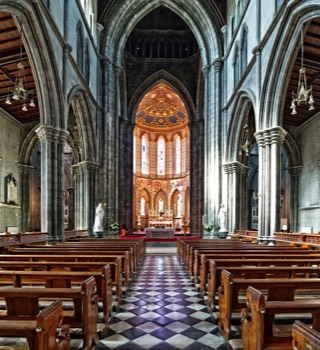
[135,83,188,132]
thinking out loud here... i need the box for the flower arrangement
[204,222,218,232]
[109,222,119,231]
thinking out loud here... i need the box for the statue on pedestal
[218,204,227,233]
[93,203,104,233]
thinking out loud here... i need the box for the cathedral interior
[0,1,320,348]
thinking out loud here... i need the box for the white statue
[218,204,227,232]
[93,203,104,232]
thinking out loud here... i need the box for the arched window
[158,198,164,214]
[175,135,181,175]
[233,43,240,88]
[84,39,90,83]
[133,135,136,173]
[140,197,146,216]
[141,135,149,175]
[241,25,248,75]
[76,22,84,73]
[157,137,166,175]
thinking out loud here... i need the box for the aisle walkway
[97,251,227,349]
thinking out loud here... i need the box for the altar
[144,228,175,239]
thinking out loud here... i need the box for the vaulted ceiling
[0,13,39,124]
[0,7,319,128]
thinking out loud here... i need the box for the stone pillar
[190,119,204,234]
[18,164,33,231]
[36,125,69,241]
[73,161,100,233]
[223,161,249,233]
[101,58,118,232]
[119,119,134,231]
[255,127,287,243]
[289,165,302,232]
[202,65,212,225]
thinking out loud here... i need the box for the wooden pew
[0,258,123,303]
[194,250,320,295]
[239,286,320,350]
[0,276,99,350]
[0,266,113,328]
[0,253,131,290]
[8,248,133,286]
[292,320,320,350]
[218,270,320,340]
[195,249,320,287]
[0,299,70,350]
[207,262,320,311]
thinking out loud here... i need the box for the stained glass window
[141,135,149,175]
[175,136,181,175]
[157,137,166,175]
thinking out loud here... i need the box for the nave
[95,247,227,350]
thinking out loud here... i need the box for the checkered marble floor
[96,254,227,350]
[0,252,229,349]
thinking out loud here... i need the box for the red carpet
[118,235,202,242]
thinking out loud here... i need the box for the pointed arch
[67,87,97,162]
[101,0,223,67]
[128,70,196,124]
[226,90,257,162]
[0,1,65,127]
[260,2,320,128]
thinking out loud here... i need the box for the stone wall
[298,116,320,233]
[0,111,22,232]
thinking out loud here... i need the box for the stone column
[36,125,69,241]
[254,127,287,243]
[101,58,118,232]
[202,65,212,225]
[119,119,134,231]
[190,118,204,234]
[73,161,100,233]
[289,165,302,232]
[224,161,249,233]
[18,164,33,231]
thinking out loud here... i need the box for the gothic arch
[67,87,97,162]
[154,190,167,213]
[0,0,65,128]
[19,126,41,165]
[260,2,320,128]
[226,90,256,162]
[101,0,222,67]
[128,70,196,124]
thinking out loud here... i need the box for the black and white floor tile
[96,254,227,350]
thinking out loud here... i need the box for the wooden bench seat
[239,286,320,350]
[0,253,131,289]
[292,320,320,350]
[0,299,70,350]
[0,266,113,328]
[218,270,320,341]
[0,258,123,304]
[0,276,99,350]
[207,263,320,311]
[195,250,320,288]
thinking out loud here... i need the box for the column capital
[288,165,303,176]
[36,124,69,144]
[212,58,223,72]
[223,161,249,174]
[18,164,33,174]
[201,65,211,77]
[73,160,100,172]
[254,126,287,146]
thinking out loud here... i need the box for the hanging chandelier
[239,124,250,157]
[290,25,314,115]
[5,31,36,111]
